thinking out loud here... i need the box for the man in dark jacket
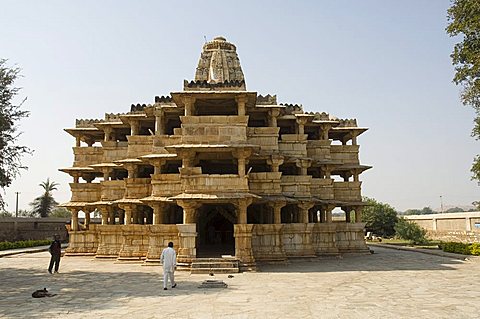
[48,235,62,274]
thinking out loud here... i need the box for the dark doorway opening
[197,204,236,257]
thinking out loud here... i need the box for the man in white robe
[160,241,177,290]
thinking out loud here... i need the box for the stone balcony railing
[178,115,248,144]
[278,134,307,157]
[333,181,362,201]
[310,178,334,200]
[181,173,249,193]
[73,147,103,167]
[330,145,360,165]
[306,140,331,161]
[127,135,154,158]
[280,175,312,197]
[151,174,182,197]
[248,172,282,195]
[100,180,125,201]
[101,141,128,162]
[124,178,152,198]
[247,127,279,152]
[70,183,101,202]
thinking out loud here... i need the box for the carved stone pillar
[71,208,79,231]
[354,206,362,223]
[130,120,139,136]
[326,205,334,223]
[155,109,164,135]
[108,208,115,225]
[298,202,314,223]
[122,205,133,225]
[152,203,166,225]
[75,136,81,147]
[100,207,109,225]
[268,109,280,127]
[234,224,256,270]
[177,224,197,265]
[177,201,199,224]
[104,126,112,142]
[268,201,286,224]
[267,155,284,173]
[84,208,92,229]
[296,158,311,176]
[235,198,252,224]
[236,95,247,116]
[295,116,308,135]
[184,96,195,116]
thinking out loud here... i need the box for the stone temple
[60,36,371,270]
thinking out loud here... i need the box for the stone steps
[190,258,240,274]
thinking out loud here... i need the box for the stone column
[152,203,166,225]
[118,209,125,225]
[298,202,314,223]
[123,205,133,225]
[104,127,112,142]
[345,207,351,223]
[84,209,91,229]
[268,109,280,127]
[108,208,115,225]
[236,95,247,116]
[235,198,252,224]
[268,201,286,224]
[234,224,256,270]
[178,201,199,224]
[71,208,79,231]
[296,117,308,135]
[351,132,358,145]
[177,224,197,265]
[184,96,195,116]
[267,155,284,173]
[130,120,139,136]
[100,207,109,225]
[355,206,363,223]
[326,205,334,223]
[75,136,81,147]
[296,159,311,176]
[155,110,164,135]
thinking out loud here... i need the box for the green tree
[447,1,480,192]
[362,197,399,237]
[0,59,31,210]
[49,207,71,218]
[30,178,59,218]
[394,218,428,245]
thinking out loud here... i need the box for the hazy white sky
[1,0,478,212]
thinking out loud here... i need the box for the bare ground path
[0,247,479,319]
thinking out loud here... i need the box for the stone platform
[0,247,479,318]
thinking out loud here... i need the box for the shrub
[394,218,428,244]
[438,242,480,256]
[0,239,51,251]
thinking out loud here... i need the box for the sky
[0,0,478,212]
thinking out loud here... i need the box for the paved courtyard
[0,247,479,319]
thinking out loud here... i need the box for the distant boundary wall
[404,212,480,243]
[0,218,69,242]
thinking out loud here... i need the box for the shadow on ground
[257,246,467,273]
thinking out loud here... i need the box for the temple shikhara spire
[60,36,372,271]
[195,36,245,85]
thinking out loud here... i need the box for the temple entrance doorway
[197,204,236,257]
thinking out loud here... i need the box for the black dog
[32,288,56,298]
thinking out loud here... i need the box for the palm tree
[30,178,59,217]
